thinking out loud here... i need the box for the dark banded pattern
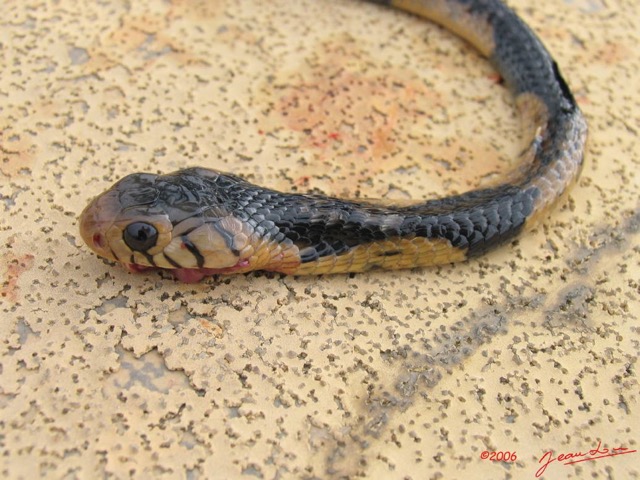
[79,0,587,282]
[181,236,205,269]
[163,251,183,269]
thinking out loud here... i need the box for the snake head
[78,168,292,281]
[79,172,172,266]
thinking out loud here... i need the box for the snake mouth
[123,259,251,283]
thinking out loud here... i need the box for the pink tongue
[171,262,250,283]
[171,268,208,283]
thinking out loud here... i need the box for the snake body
[79,0,587,282]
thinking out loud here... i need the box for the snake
[79,0,587,283]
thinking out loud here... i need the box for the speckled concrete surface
[1,0,638,478]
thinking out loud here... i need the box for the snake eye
[123,222,158,252]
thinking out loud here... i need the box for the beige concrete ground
[1,0,638,478]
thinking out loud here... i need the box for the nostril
[92,233,104,248]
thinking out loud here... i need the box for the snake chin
[124,263,154,274]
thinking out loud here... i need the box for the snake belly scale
[79,0,587,283]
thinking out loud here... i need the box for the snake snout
[79,190,121,262]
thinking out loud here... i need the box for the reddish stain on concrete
[265,37,440,171]
[1,253,35,303]
[272,40,437,163]
[0,136,34,177]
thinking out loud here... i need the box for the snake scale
[79,0,587,283]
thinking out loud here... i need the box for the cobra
[79,0,587,283]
